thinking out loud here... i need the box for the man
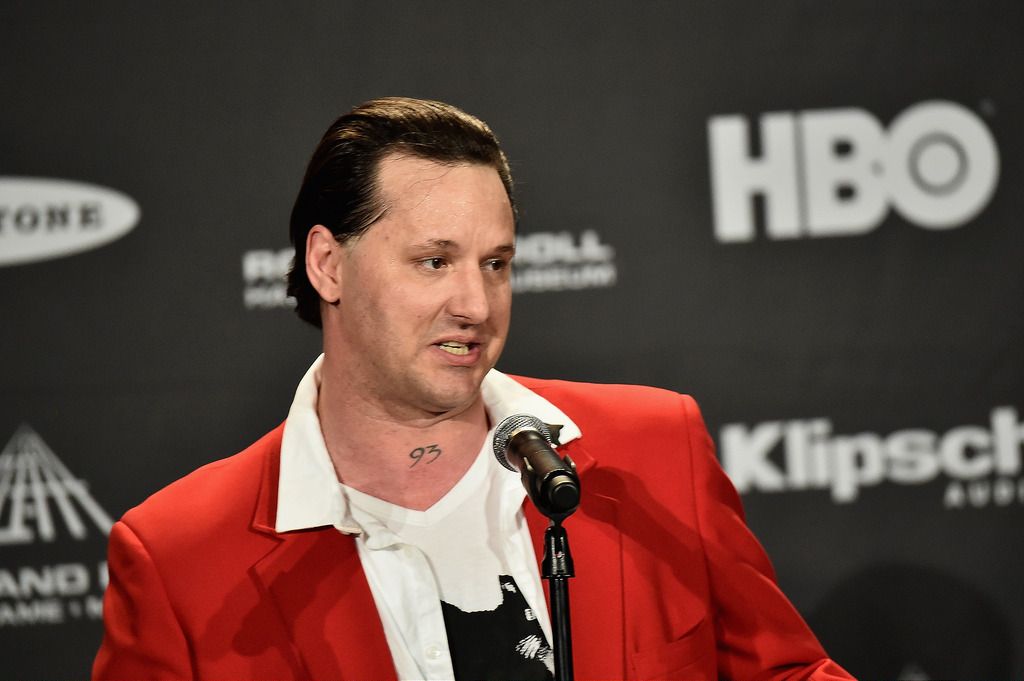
[94,97,852,680]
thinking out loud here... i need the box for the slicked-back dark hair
[287,96,515,327]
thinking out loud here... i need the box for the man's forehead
[368,154,513,236]
[376,154,506,203]
[377,153,458,192]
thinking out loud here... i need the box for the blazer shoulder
[507,376,714,473]
[510,375,702,425]
[119,424,284,541]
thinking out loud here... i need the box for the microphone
[493,414,580,519]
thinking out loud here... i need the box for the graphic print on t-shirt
[441,575,554,681]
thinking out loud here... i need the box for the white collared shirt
[275,355,581,680]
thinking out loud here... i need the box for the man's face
[324,154,515,419]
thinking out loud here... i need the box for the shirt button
[424,644,443,660]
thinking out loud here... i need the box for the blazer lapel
[525,439,627,679]
[250,530,396,681]
[249,437,396,681]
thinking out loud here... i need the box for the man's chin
[416,370,486,416]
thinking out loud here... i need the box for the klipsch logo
[0,425,113,545]
[707,101,999,241]
[0,177,140,266]
[721,406,1024,509]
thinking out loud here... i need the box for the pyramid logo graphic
[0,425,113,545]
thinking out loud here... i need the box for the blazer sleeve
[93,520,193,681]
[681,395,855,681]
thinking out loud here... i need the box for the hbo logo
[708,101,999,242]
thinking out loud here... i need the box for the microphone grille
[492,414,552,471]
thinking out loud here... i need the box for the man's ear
[305,225,343,304]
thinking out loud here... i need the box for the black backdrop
[2,3,1022,678]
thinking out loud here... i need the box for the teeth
[439,342,470,356]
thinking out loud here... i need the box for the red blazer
[94,378,852,680]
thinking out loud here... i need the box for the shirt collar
[275,354,581,534]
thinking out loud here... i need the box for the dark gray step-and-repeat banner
[2,3,1022,679]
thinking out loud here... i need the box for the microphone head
[492,414,552,471]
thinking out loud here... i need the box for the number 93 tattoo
[409,444,442,468]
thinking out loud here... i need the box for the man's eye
[484,259,509,271]
[422,257,446,270]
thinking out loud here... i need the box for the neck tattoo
[408,444,443,468]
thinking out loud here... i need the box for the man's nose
[446,266,490,324]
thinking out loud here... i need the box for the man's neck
[316,375,490,512]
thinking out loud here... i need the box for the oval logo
[0,177,140,267]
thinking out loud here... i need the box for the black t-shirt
[441,575,554,681]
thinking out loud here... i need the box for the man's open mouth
[438,341,472,356]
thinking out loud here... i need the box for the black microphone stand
[542,517,575,681]
[496,418,581,681]
[520,450,579,681]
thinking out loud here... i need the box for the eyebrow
[410,239,516,255]
[412,239,456,251]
